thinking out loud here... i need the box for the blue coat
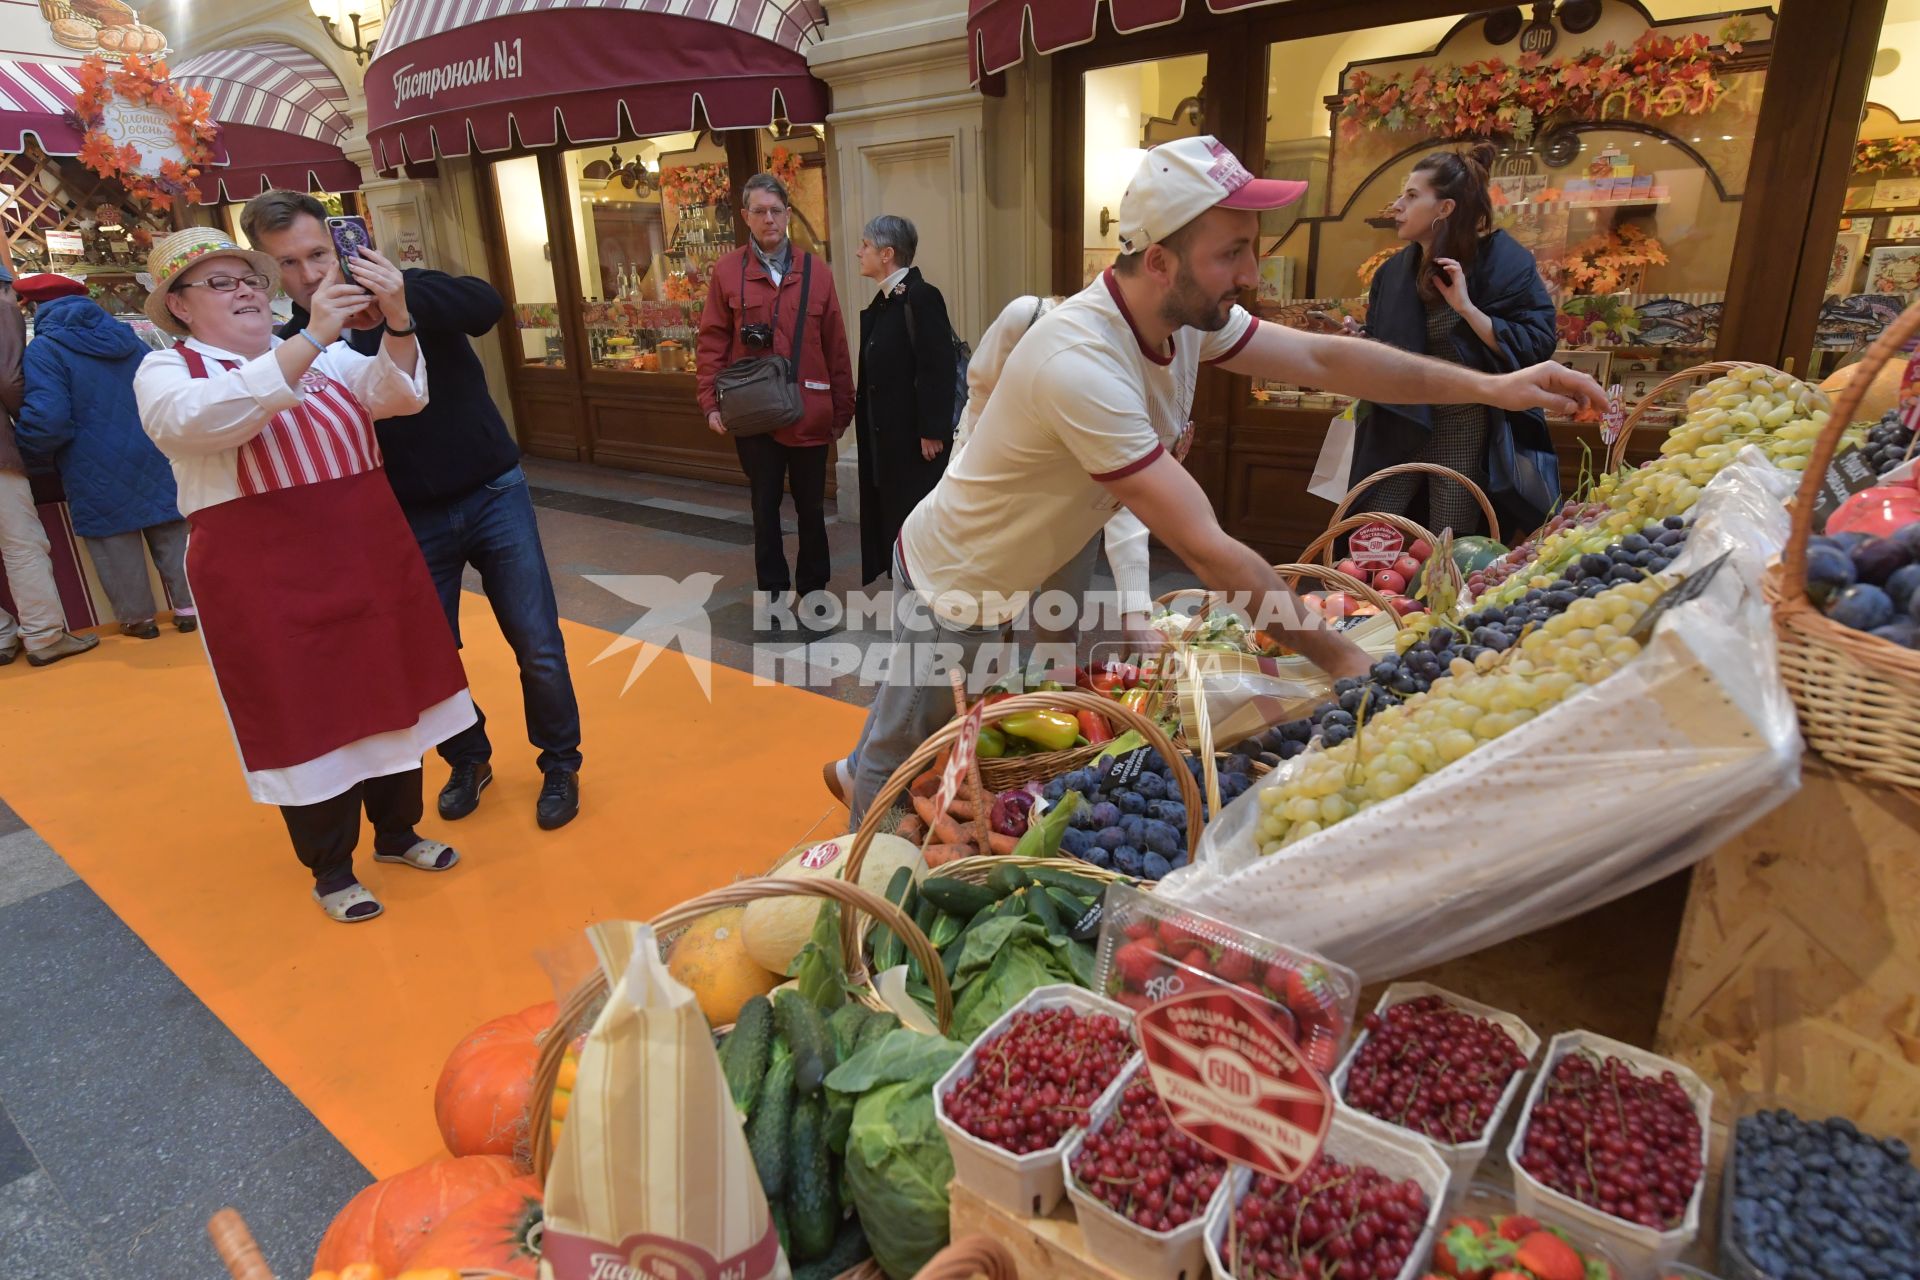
[15,296,181,538]
[1352,229,1561,532]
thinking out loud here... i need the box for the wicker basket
[1334,462,1500,543]
[526,875,951,1182]
[1764,300,1920,794]
[840,688,1205,971]
[1603,361,1786,472]
[1299,512,1439,575]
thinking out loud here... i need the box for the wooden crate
[1656,758,1920,1143]
[948,1180,1132,1280]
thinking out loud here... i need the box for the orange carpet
[0,595,864,1177]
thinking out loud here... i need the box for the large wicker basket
[1603,360,1786,472]
[1333,462,1500,543]
[1764,301,1920,793]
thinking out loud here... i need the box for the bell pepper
[1076,709,1114,745]
[976,725,1007,759]
[1119,687,1154,716]
[999,709,1081,752]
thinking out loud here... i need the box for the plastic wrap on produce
[1174,614,1401,749]
[1159,454,1802,980]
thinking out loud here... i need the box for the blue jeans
[404,465,583,775]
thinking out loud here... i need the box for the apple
[1372,569,1408,595]
[1392,554,1422,580]
[1389,596,1425,616]
[1319,592,1357,619]
[1334,557,1363,580]
[1408,538,1434,563]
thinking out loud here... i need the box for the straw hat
[143,227,280,337]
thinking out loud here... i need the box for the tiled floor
[0,458,1195,1279]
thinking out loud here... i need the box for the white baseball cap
[1116,135,1309,255]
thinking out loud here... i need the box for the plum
[1871,620,1920,648]
[1805,543,1856,606]
[1095,825,1127,851]
[1886,563,1920,614]
[1089,801,1121,829]
[1851,537,1912,587]
[1828,584,1896,632]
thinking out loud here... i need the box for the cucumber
[771,1200,792,1260]
[720,995,774,1114]
[825,1087,853,1154]
[995,891,1028,919]
[1027,867,1111,899]
[792,1218,869,1280]
[869,865,914,973]
[917,877,1001,919]
[787,1095,838,1262]
[928,911,964,951]
[907,896,939,984]
[747,1048,795,1200]
[854,1010,896,1053]
[1045,888,1102,941]
[826,1002,868,1064]
[987,863,1030,896]
[1026,885,1063,937]
[775,990,836,1095]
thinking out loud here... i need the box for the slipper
[373,838,460,871]
[312,880,384,923]
[823,758,852,807]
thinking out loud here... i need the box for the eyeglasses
[173,272,273,295]
[745,205,789,221]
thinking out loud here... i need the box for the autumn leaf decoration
[1336,31,1734,144]
[67,54,220,212]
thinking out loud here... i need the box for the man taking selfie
[245,191,585,831]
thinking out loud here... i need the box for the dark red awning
[0,59,86,156]
[364,0,829,171]
[968,0,1292,84]
[170,42,364,203]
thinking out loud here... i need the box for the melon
[1821,355,1908,423]
[666,907,783,1027]
[744,833,924,974]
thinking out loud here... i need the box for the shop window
[563,131,734,375]
[758,127,830,259]
[1080,53,1208,288]
[1248,8,1770,425]
[1811,0,1920,378]
[496,154,565,368]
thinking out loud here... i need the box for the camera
[741,322,774,350]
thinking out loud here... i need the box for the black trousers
[278,768,424,884]
[733,434,831,597]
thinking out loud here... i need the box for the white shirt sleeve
[953,296,1037,453]
[1027,344,1163,480]
[316,341,430,421]
[134,347,300,459]
[1102,509,1153,614]
[1197,306,1259,364]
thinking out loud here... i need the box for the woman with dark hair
[1348,142,1560,534]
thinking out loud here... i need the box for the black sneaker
[438,760,493,820]
[537,769,580,830]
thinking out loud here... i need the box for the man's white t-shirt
[898,269,1257,625]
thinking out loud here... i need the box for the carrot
[947,797,977,821]
[987,832,1020,855]
[910,769,941,799]
[910,793,969,846]
[922,843,975,869]
[894,812,927,843]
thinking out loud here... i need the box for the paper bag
[541,921,788,1280]
[1307,402,1358,502]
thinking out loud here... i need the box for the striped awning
[171,42,364,203]
[968,0,1293,84]
[0,60,86,156]
[365,0,829,171]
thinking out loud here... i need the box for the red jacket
[696,244,854,448]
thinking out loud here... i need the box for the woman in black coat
[853,214,957,585]
[1350,143,1561,535]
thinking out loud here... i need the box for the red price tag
[1137,979,1334,1182]
[1347,522,1404,571]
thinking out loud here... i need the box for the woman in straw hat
[133,227,474,924]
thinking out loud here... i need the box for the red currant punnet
[1070,1074,1228,1233]
[1222,1154,1429,1280]
[1341,996,1528,1146]
[942,1007,1134,1155]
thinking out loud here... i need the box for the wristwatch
[386,316,418,337]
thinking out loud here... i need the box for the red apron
[179,343,468,774]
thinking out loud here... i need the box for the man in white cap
[829,136,1606,819]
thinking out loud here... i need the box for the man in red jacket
[697,172,854,635]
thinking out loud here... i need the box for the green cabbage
[830,1030,964,1280]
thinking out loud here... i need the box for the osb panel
[1656,759,1920,1143]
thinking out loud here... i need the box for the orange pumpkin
[401,1176,544,1279]
[433,1001,558,1162]
[313,1154,522,1273]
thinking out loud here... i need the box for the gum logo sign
[1137,981,1333,1181]
[1348,522,1404,571]
[798,839,845,871]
